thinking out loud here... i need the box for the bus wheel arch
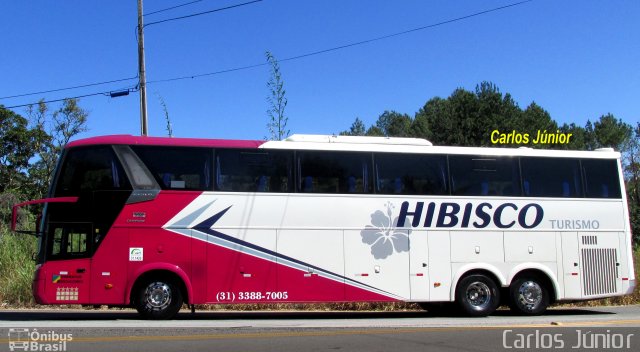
[129,269,189,319]
[508,269,555,315]
[453,269,502,317]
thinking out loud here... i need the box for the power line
[144,0,206,17]
[0,0,263,102]
[0,76,138,101]
[2,0,532,108]
[3,87,138,109]
[145,0,263,27]
[148,0,533,84]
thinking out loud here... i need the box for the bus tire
[509,276,549,315]
[455,274,500,317]
[135,277,183,320]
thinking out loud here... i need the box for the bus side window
[449,155,520,196]
[581,159,621,198]
[216,150,292,193]
[47,224,91,259]
[374,153,448,195]
[520,157,583,198]
[132,146,211,190]
[299,151,371,194]
[55,147,131,196]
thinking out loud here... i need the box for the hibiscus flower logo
[361,202,411,259]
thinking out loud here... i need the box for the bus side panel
[191,229,208,304]
[90,228,129,304]
[344,230,409,301]
[618,232,631,289]
[277,230,345,302]
[561,232,581,299]
[409,230,429,301]
[205,229,278,303]
[127,227,192,294]
[428,231,451,301]
[41,258,91,304]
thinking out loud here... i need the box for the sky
[1,0,639,142]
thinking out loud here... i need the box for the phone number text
[215,291,289,302]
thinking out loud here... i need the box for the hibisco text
[396,201,544,229]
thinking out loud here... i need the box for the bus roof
[65,135,266,149]
[66,134,621,159]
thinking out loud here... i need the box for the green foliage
[340,117,366,136]
[0,227,36,306]
[0,99,88,306]
[155,93,173,137]
[0,107,40,193]
[25,98,89,199]
[265,51,289,141]
[592,114,633,151]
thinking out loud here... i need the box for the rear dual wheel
[509,276,549,315]
[455,274,500,317]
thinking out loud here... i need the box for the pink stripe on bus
[66,135,265,149]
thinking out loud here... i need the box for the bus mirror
[11,197,79,234]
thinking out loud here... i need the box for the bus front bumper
[32,265,47,304]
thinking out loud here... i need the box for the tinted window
[133,147,211,190]
[521,157,583,197]
[449,155,521,196]
[47,223,91,259]
[55,146,131,196]
[216,150,292,192]
[582,159,622,198]
[299,151,371,193]
[375,153,447,195]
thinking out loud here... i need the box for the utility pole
[137,0,149,136]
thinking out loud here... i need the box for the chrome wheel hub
[518,281,542,310]
[144,282,172,310]
[466,281,491,310]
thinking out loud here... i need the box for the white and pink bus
[12,134,636,319]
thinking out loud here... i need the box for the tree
[155,93,173,137]
[0,107,38,193]
[556,122,588,150]
[265,51,289,140]
[340,117,366,136]
[26,98,88,198]
[374,111,412,137]
[518,102,558,148]
[591,113,632,151]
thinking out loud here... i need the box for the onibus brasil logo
[8,328,72,351]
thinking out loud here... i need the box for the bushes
[0,228,36,306]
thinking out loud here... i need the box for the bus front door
[41,220,93,304]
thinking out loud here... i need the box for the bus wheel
[509,276,549,315]
[135,278,183,320]
[455,274,500,317]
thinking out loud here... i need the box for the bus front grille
[581,248,618,296]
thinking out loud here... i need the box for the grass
[0,227,37,307]
[1,224,638,310]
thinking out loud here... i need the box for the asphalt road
[1,305,639,352]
